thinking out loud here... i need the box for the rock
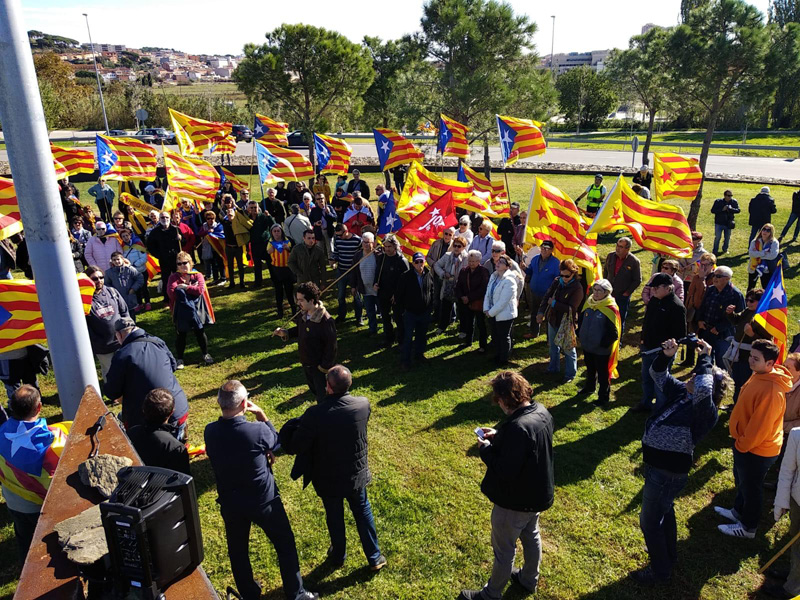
[79,454,132,498]
[54,505,108,565]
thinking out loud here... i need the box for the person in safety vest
[575,174,607,218]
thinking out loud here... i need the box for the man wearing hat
[632,272,686,413]
[575,174,607,218]
[523,240,560,339]
[346,169,370,199]
[395,251,435,370]
[104,317,190,439]
[748,186,777,243]
[497,202,521,254]
[633,165,653,191]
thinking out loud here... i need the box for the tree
[669,0,773,227]
[768,5,800,128]
[680,0,709,21]
[234,24,374,169]
[605,27,672,164]
[770,0,800,25]
[555,67,617,132]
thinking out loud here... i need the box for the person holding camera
[631,338,731,585]
[632,273,686,413]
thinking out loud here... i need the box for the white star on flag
[500,129,513,147]
[384,214,397,228]
[317,144,329,159]
[4,421,41,457]
[100,151,114,167]
[380,140,391,154]
[771,284,785,305]
[255,123,264,134]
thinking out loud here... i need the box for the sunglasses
[492,249,503,253]
[177,261,190,266]
[413,259,425,264]
[90,275,104,282]
[452,243,464,248]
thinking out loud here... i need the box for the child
[127,388,190,475]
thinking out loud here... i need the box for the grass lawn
[1,173,799,599]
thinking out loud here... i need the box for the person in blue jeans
[395,252,435,371]
[280,365,387,572]
[631,337,730,586]
[779,189,800,244]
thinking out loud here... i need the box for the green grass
[1,173,799,599]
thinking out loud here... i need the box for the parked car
[287,130,308,148]
[128,130,157,143]
[108,129,128,137]
[231,124,253,143]
[139,128,177,145]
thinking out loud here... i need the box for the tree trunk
[307,123,316,173]
[687,109,718,229]
[483,137,491,179]
[642,109,656,165]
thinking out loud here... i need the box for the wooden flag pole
[759,528,800,574]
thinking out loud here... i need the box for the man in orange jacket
[715,339,793,538]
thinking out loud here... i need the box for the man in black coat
[632,273,687,413]
[395,251,435,370]
[459,371,554,600]
[345,169,370,199]
[374,236,409,347]
[748,186,777,243]
[496,202,521,254]
[280,365,387,571]
[146,211,182,302]
[127,388,190,475]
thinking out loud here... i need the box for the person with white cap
[457,215,474,245]
[748,186,777,243]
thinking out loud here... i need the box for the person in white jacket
[484,254,521,366]
[84,221,122,271]
[747,223,779,291]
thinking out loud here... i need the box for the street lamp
[82,13,109,134]
[550,15,556,74]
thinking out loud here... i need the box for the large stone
[54,505,108,565]
[78,454,132,498]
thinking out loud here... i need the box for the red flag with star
[396,190,458,259]
[653,153,702,203]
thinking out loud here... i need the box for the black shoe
[761,581,794,599]
[594,397,610,406]
[510,567,536,594]
[577,385,595,395]
[628,566,669,586]
[369,554,388,571]
[457,591,487,600]
[324,546,345,569]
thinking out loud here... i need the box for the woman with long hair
[166,251,214,368]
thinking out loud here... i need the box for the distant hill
[28,30,79,52]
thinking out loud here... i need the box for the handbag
[554,307,577,351]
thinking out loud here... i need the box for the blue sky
[20,0,773,57]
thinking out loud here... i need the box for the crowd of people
[0,165,799,599]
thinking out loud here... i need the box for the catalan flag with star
[373,128,424,171]
[0,178,25,242]
[653,153,702,203]
[50,144,95,177]
[164,149,220,208]
[169,108,232,156]
[753,260,789,363]
[457,163,509,218]
[253,114,289,146]
[256,142,293,184]
[437,114,470,159]
[256,140,314,180]
[397,161,474,221]
[220,167,250,192]
[0,274,95,352]
[96,135,157,181]
[314,133,352,175]
[497,115,546,166]
[588,174,693,258]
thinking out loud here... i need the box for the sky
[20,0,773,57]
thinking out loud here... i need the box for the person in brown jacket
[455,250,490,351]
[537,259,585,382]
[604,237,642,332]
[682,253,717,366]
[273,282,337,403]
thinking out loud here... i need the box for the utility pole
[83,12,110,134]
[550,15,556,74]
[0,0,101,419]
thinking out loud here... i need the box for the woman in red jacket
[166,251,214,369]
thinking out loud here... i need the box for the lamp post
[550,15,556,74]
[82,12,109,134]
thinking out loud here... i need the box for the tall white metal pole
[83,12,110,134]
[550,16,556,74]
[0,0,101,419]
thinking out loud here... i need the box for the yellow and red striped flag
[96,135,158,181]
[437,114,470,159]
[0,178,24,242]
[497,114,546,166]
[169,108,232,156]
[653,153,702,203]
[589,174,693,258]
[145,255,160,280]
[52,159,68,179]
[457,163,509,218]
[256,140,314,180]
[753,261,789,363]
[220,167,250,192]
[313,133,352,175]
[211,136,237,155]
[253,114,289,146]
[373,128,424,171]
[523,177,600,283]
[0,274,95,352]
[50,144,95,177]
[164,149,220,208]
[397,161,474,221]
[396,190,459,259]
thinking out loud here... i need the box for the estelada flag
[373,128,424,171]
[0,274,94,352]
[653,153,702,203]
[457,163,509,218]
[253,114,289,146]
[50,144,94,176]
[0,178,25,242]
[396,190,458,258]
[220,167,250,191]
[437,114,469,159]
[96,135,157,181]
[497,114,546,166]
[753,260,788,363]
[589,174,693,258]
[256,140,314,180]
[313,133,352,175]
[169,108,231,156]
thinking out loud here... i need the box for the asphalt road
[2,140,798,181]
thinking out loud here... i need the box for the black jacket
[128,423,191,475]
[710,197,740,228]
[264,198,287,224]
[792,190,800,216]
[146,225,181,272]
[280,392,371,497]
[497,215,520,251]
[375,252,409,300]
[479,403,554,512]
[749,193,777,227]
[346,179,370,199]
[641,291,687,350]
[396,267,434,315]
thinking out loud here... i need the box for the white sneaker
[714,506,739,522]
[203,354,214,365]
[176,359,185,370]
[457,332,467,339]
[718,523,755,538]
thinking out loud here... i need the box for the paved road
[2,141,798,181]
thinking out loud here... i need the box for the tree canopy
[555,67,617,132]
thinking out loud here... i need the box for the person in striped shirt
[330,224,363,325]
[267,224,297,319]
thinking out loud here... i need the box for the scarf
[583,293,622,380]
[748,237,774,272]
